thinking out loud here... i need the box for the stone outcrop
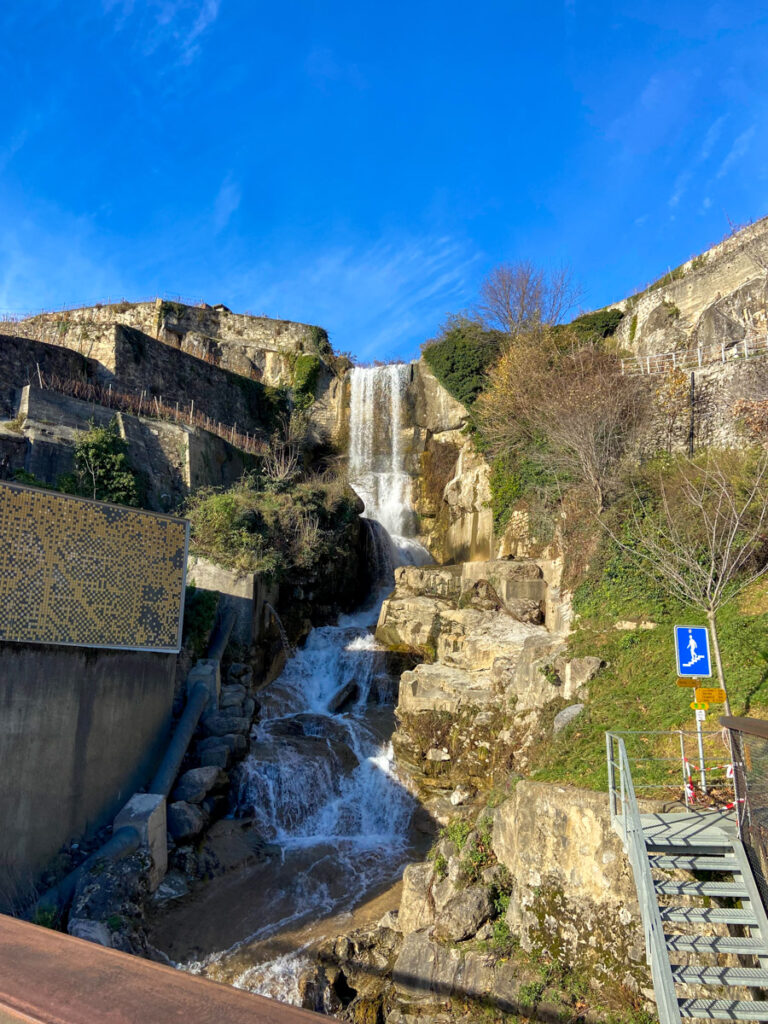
[492,781,646,984]
[10,299,329,388]
[606,217,768,359]
[376,560,590,808]
[300,792,651,1023]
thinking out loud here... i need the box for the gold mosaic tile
[0,482,188,652]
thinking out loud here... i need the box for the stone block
[198,746,230,769]
[114,793,167,891]
[167,801,206,843]
[186,659,220,707]
[67,918,113,948]
[171,766,228,804]
[553,703,585,734]
[201,711,250,737]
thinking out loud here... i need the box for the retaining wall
[0,644,175,898]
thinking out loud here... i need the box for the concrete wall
[0,386,255,513]
[0,643,175,893]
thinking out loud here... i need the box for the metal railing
[606,728,737,813]
[606,732,682,1024]
[621,331,768,376]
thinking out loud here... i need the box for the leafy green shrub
[422,316,504,408]
[629,313,638,343]
[186,472,361,580]
[293,354,323,409]
[60,419,140,506]
[440,818,472,850]
[489,447,559,533]
[13,470,52,489]
[567,309,623,341]
[182,584,220,658]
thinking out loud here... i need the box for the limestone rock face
[412,362,468,434]
[377,558,588,799]
[397,863,436,935]
[432,885,492,942]
[492,780,646,982]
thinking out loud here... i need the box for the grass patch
[528,538,768,790]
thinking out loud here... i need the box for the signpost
[675,625,712,794]
[674,626,712,678]
[695,687,726,704]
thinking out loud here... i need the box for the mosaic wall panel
[0,481,188,652]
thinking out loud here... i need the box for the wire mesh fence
[30,369,268,457]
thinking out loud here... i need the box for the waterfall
[348,364,431,569]
[180,364,430,996]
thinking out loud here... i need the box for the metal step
[679,997,768,1020]
[661,905,758,926]
[666,934,765,954]
[650,854,739,872]
[647,839,735,856]
[673,966,768,987]
[655,879,748,898]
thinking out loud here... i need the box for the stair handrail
[606,733,682,1024]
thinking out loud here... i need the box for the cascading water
[348,364,432,570]
[179,365,430,1001]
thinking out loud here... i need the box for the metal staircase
[607,733,768,1022]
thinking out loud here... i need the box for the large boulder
[492,781,646,984]
[172,766,228,804]
[392,931,463,1004]
[397,863,435,935]
[432,885,492,942]
[167,801,206,843]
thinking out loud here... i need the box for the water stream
[170,365,432,1000]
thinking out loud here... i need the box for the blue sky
[1,2,767,360]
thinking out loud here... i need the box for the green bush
[60,419,140,506]
[186,472,361,580]
[567,308,624,342]
[182,584,220,658]
[629,313,638,343]
[489,446,559,533]
[422,316,504,408]
[293,353,323,409]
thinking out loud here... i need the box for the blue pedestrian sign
[674,625,712,678]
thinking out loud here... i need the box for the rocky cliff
[609,216,768,359]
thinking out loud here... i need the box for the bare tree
[262,412,307,482]
[477,262,582,338]
[476,340,646,512]
[606,451,768,713]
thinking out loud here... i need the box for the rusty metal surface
[0,915,321,1024]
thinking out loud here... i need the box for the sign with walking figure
[674,625,712,678]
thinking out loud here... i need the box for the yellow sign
[676,678,697,688]
[690,701,709,711]
[695,687,727,704]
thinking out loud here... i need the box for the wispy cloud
[668,115,728,208]
[102,0,221,64]
[716,124,756,179]
[221,232,482,359]
[212,175,241,232]
[305,46,367,90]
